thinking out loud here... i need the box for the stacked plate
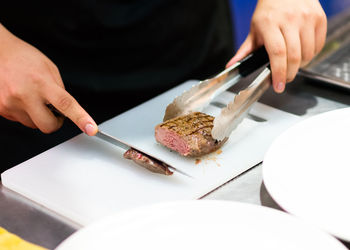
[56,200,346,250]
[263,107,350,242]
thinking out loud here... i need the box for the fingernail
[84,123,96,136]
[276,82,285,93]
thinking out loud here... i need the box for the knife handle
[238,46,269,77]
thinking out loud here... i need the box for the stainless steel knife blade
[95,131,193,178]
[46,101,193,178]
[211,67,272,141]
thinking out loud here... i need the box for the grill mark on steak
[159,113,214,136]
[155,112,228,157]
[123,148,173,176]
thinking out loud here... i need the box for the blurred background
[230,0,350,50]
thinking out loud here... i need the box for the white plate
[55,200,346,250]
[263,107,350,242]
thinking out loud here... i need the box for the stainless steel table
[1,76,350,249]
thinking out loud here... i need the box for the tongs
[164,47,271,141]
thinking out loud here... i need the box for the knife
[95,130,193,178]
[46,105,193,178]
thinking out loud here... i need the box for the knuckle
[40,127,54,134]
[303,50,314,62]
[1,89,24,110]
[284,10,296,22]
[316,12,327,24]
[271,61,287,77]
[56,96,73,112]
[40,122,59,134]
[288,52,301,64]
[5,81,24,99]
[28,70,45,85]
[49,62,61,76]
[262,15,272,25]
[273,66,286,77]
[271,45,286,57]
[253,13,272,26]
[300,9,312,20]
[27,123,37,129]
[0,95,12,111]
[250,17,259,29]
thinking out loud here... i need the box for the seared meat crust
[155,112,227,157]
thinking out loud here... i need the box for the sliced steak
[123,148,173,175]
[155,112,227,157]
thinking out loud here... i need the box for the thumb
[226,34,256,68]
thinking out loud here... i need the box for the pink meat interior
[155,126,190,156]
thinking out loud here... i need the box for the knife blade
[95,131,193,178]
[47,103,193,178]
[211,66,272,141]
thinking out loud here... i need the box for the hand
[227,0,327,93]
[0,25,98,135]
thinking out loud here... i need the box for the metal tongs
[163,47,271,141]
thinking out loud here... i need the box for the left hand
[227,0,327,93]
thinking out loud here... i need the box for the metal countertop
[1,76,350,249]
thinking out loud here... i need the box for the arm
[227,0,327,93]
[0,24,98,135]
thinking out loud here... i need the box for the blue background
[230,0,350,50]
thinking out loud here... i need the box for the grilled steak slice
[123,148,173,175]
[155,112,228,157]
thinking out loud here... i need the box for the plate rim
[55,200,347,250]
[262,107,350,242]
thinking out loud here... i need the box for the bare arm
[0,24,98,135]
[227,0,327,93]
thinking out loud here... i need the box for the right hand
[226,0,327,93]
[0,25,98,135]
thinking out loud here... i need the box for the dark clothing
[0,0,234,172]
[2,0,233,92]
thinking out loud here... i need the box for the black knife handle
[238,46,269,77]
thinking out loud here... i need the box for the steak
[123,148,173,175]
[155,112,227,157]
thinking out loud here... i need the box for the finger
[26,101,64,133]
[315,13,327,55]
[44,84,98,136]
[300,23,315,67]
[12,110,37,129]
[2,110,37,129]
[281,26,302,83]
[261,27,287,93]
[45,60,65,89]
[226,34,255,68]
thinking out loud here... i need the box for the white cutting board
[2,80,300,226]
